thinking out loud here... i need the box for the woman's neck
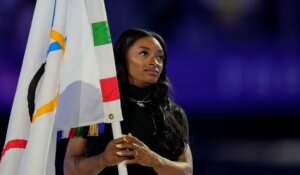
[125,83,152,99]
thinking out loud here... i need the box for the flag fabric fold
[56,0,123,133]
[0,0,124,174]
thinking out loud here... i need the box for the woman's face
[126,36,164,87]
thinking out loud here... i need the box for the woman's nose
[150,56,161,65]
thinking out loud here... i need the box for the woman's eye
[157,55,164,61]
[139,51,148,56]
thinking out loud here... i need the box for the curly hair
[114,28,189,159]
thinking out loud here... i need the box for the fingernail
[116,151,122,156]
[116,144,122,148]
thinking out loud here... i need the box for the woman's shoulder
[170,102,188,121]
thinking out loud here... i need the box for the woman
[64,28,193,175]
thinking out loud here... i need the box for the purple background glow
[1,0,299,117]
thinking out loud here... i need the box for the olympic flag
[0,0,126,174]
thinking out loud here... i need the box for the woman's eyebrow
[138,46,150,50]
[138,46,164,54]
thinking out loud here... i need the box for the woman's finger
[131,143,142,150]
[114,136,127,144]
[116,149,136,157]
[124,135,144,146]
[115,142,135,150]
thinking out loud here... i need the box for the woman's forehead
[131,37,163,51]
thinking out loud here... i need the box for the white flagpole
[112,122,128,175]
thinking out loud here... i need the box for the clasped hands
[102,134,159,168]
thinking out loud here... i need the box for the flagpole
[112,122,128,175]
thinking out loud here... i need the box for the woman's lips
[145,69,159,76]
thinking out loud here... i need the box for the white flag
[0,0,124,174]
[56,0,123,133]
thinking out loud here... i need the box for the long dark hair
[114,28,189,159]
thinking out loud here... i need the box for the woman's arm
[64,138,105,175]
[119,135,193,175]
[151,144,193,175]
[64,137,128,175]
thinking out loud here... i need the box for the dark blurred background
[1,0,300,174]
